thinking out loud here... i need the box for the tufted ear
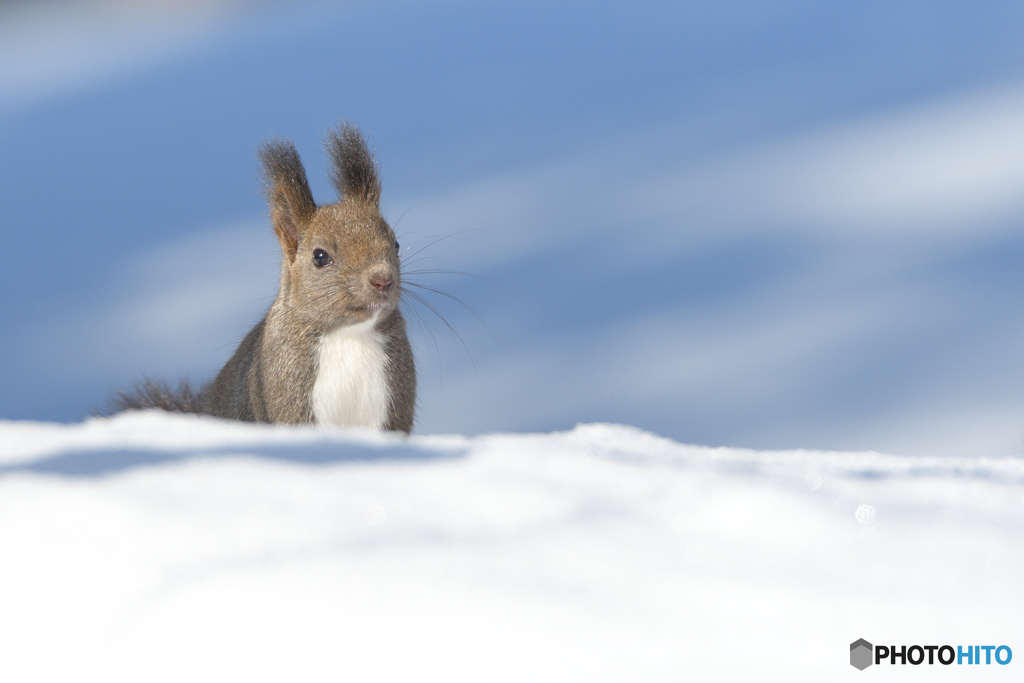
[259,140,317,261]
[324,123,381,206]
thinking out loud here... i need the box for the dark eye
[312,248,333,268]
[395,240,400,251]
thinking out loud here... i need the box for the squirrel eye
[312,248,333,268]
[395,240,400,251]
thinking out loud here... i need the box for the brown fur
[113,124,416,432]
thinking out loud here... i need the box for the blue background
[3,0,1024,456]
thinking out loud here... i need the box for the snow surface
[2,412,1022,681]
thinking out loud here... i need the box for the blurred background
[3,0,1024,457]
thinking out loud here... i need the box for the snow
[2,412,1022,680]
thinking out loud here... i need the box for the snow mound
[1,412,1022,681]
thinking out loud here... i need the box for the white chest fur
[311,317,391,429]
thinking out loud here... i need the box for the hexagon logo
[850,639,873,670]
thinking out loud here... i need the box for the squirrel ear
[259,140,317,261]
[325,123,381,206]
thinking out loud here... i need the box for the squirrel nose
[370,276,393,291]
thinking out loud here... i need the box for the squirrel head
[259,124,402,332]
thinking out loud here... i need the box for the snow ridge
[0,412,1021,681]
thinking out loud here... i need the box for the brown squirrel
[114,124,416,432]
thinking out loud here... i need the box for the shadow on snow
[0,440,466,478]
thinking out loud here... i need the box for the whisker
[402,294,443,377]
[404,269,502,290]
[404,281,501,345]
[389,203,422,235]
[399,229,481,263]
[401,289,478,375]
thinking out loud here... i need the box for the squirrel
[113,124,416,432]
